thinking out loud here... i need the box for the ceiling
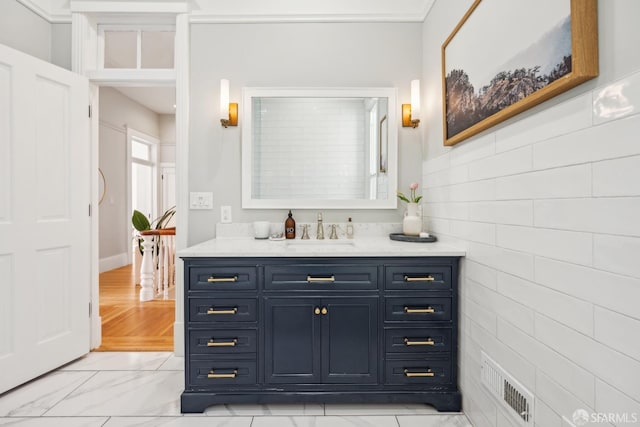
[114,87,176,115]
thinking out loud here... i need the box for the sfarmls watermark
[573,409,638,425]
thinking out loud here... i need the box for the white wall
[422,1,640,426]
[159,114,176,163]
[0,0,51,63]
[51,23,71,70]
[188,22,423,246]
[99,87,161,272]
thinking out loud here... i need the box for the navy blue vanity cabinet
[181,256,461,413]
[264,296,378,384]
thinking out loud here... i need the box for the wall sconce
[220,79,238,128]
[402,79,421,128]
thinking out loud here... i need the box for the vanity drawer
[189,329,257,355]
[385,266,451,291]
[264,264,378,290]
[385,359,452,385]
[189,266,257,291]
[385,297,451,322]
[189,298,257,323]
[189,360,257,387]
[385,327,451,353]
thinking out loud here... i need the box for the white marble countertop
[179,237,466,258]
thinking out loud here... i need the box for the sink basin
[286,239,356,247]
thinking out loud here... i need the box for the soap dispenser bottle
[285,210,296,239]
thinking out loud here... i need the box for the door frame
[72,10,189,353]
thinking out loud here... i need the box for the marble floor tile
[0,371,96,417]
[205,403,324,416]
[250,416,399,427]
[103,416,252,426]
[397,414,473,427]
[61,352,172,371]
[325,403,439,416]
[0,417,108,426]
[157,355,184,371]
[44,371,183,417]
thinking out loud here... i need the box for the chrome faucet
[316,213,324,240]
[329,224,338,239]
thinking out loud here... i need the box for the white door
[0,43,90,393]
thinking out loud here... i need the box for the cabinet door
[265,298,321,384]
[321,297,378,384]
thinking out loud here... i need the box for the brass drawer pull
[404,369,434,378]
[207,307,238,315]
[404,275,435,282]
[307,275,335,283]
[404,306,435,314]
[207,338,238,347]
[208,276,238,283]
[404,337,435,346]
[208,369,238,379]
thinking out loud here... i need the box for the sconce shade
[402,80,421,128]
[220,79,230,118]
[410,79,421,117]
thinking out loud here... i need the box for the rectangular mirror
[242,87,398,209]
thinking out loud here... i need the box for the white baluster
[162,236,170,299]
[168,235,175,289]
[139,235,155,301]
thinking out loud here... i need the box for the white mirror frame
[241,87,398,209]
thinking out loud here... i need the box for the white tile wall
[422,3,640,424]
[422,33,640,427]
[252,98,373,200]
[496,225,593,266]
[496,272,594,336]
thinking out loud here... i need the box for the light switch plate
[189,192,213,210]
[220,205,232,223]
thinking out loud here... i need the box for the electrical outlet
[220,205,232,223]
[189,192,213,210]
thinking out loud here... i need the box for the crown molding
[420,0,436,21]
[189,12,425,24]
[69,1,188,14]
[16,0,72,23]
[17,0,432,25]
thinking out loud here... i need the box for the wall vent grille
[481,351,534,426]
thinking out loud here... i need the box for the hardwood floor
[97,264,174,351]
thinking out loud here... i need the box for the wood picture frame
[441,0,598,146]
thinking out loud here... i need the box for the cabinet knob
[321,307,328,315]
[314,307,321,315]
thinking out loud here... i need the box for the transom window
[99,25,175,69]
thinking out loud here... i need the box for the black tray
[389,233,437,243]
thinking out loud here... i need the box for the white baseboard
[99,253,129,273]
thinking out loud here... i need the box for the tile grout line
[39,370,100,417]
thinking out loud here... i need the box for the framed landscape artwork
[441,0,598,146]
